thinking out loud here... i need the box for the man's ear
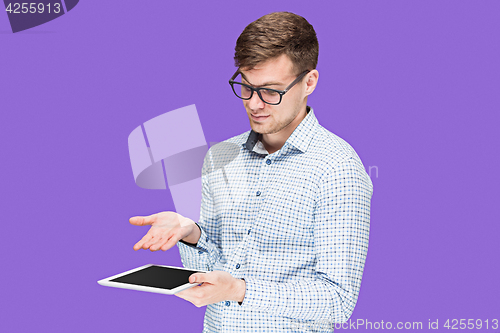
[305,70,319,96]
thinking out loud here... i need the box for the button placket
[245,155,268,250]
[255,156,271,199]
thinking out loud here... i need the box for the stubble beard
[248,106,301,135]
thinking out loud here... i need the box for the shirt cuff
[177,223,209,253]
[239,278,280,312]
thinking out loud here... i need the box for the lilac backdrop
[1,1,499,332]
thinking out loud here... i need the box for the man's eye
[262,89,279,96]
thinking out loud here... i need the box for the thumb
[129,214,156,226]
[189,273,208,284]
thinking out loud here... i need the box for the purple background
[1,1,499,332]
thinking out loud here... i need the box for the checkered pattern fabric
[178,108,373,332]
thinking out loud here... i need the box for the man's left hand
[175,271,246,307]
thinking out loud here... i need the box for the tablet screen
[110,265,199,290]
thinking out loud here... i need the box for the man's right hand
[129,212,200,252]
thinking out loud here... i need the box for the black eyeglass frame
[229,70,310,105]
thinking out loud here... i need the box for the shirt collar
[243,106,318,155]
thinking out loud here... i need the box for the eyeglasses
[229,70,310,105]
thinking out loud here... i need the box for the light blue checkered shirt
[178,107,373,332]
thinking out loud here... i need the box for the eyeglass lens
[237,84,281,104]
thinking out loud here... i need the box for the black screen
[110,266,200,290]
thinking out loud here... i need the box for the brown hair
[234,12,319,74]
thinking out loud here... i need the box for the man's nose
[248,91,265,110]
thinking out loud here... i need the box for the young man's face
[239,54,310,136]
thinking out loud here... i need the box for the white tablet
[98,264,205,295]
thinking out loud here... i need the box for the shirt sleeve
[178,147,222,272]
[240,157,373,323]
[177,225,221,272]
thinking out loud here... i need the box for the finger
[149,234,170,251]
[145,228,171,249]
[189,273,208,284]
[150,230,175,251]
[159,229,185,251]
[176,284,200,296]
[129,214,157,226]
[133,233,154,251]
[159,234,181,251]
[174,288,194,301]
[144,234,163,250]
[129,216,146,226]
[174,286,201,303]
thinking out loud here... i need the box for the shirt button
[256,191,261,196]
[225,301,230,306]
[247,229,251,235]
[236,263,240,269]
[206,237,209,242]
[266,159,271,165]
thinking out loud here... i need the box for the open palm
[129,212,196,251]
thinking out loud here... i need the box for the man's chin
[250,123,268,134]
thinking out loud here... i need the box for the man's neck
[261,106,308,154]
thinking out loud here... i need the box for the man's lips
[250,114,270,121]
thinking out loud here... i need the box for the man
[130,12,373,332]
